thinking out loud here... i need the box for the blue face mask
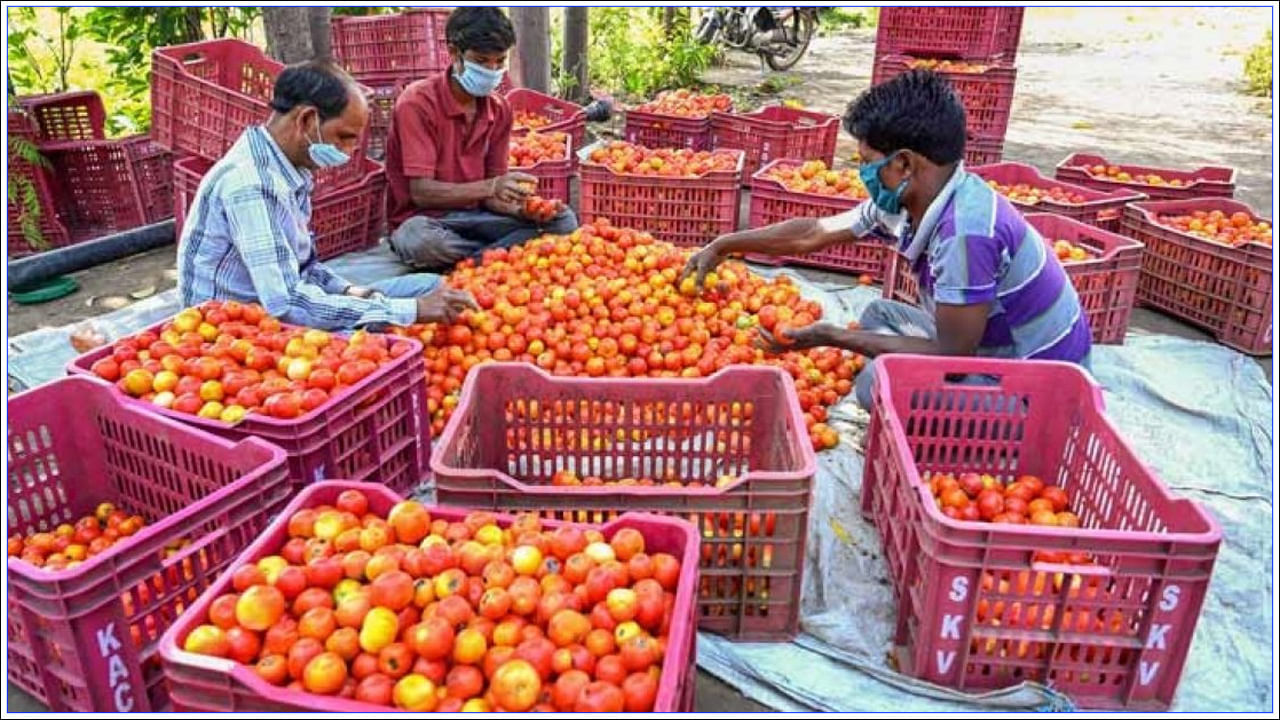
[453,59,506,97]
[859,151,908,215]
[307,119,351,169]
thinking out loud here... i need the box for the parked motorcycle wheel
[763,10,816,71]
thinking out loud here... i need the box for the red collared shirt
[385,71,512,228]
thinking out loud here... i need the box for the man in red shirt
[384,7,578,271]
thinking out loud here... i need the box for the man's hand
[344,285,381,299]
[415,287,480,325]
[489,171,538,205]
[679,241,729,292]
[756,323,836,354]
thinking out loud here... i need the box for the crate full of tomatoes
[1122,198,1271,356]
[973,162,1146,232]
[747,159,886,280]
[8,375,290,712]
[67,301,428,492]
[623,89,733,152]
[578,143,742,248]
[861,355,1220,709]
[509,131,573,205]
[1054,153,1237,202]
[160,481,700,712]
[431,363,817,641]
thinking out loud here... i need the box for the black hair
[446,7,516,54]
[844,69,967,165]
[269,61,356,121]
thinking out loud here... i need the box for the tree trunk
[263,7,314,64]
[308,7,333,62]
[183,7,205,43]
[509,7,549,93]
[562,8,589,103]
[663,7,677,38]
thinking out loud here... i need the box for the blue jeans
[388,207,579,272]
[367,273,441,297]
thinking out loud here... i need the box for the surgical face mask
[858,150,909,214]
[306,117,351,168]
[453,59,506,97]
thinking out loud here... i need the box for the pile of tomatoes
[1084,163,1187,188]
[513,110,553,131]
[509,131,569,168]
[760,160,868,200]
[586,141,739,178]
[393,220,859,450]
[88,303,415,423]
[9,502,146,572]
[632,89,732,118]
[987,180,1090,206]
[549,472,741,489]
[1155,209,1272,247]
[1050,239,1093,263]
[182,489,682,712]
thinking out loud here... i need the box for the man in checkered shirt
[178,61,476,331]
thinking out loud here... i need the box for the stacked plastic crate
[7,91,173,258]
[871,7,1023,166]
[151,38,385,260]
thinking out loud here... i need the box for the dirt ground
[4,8,1273,713]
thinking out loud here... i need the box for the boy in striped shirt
[683,70,1092,408]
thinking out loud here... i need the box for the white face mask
[306,114,351,168]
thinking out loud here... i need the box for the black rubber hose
[8,220,175,291]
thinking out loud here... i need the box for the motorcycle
[694,7,819,72]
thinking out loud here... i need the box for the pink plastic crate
[507,87,588,164]
[173,155,387,261]
[7,109,72,257]
[1123,198,1272,356]
[876,7,1023,62]
[510,132,573,205]
[861,355,1221,709]
[972,162,1146,232]
[578,146,742,248]
[882,213,1145,345]
[1055,153,1237,201]
[966,133,1004,166]
[746,159,885,278]
[150,39,368,187]
[624,109,713,152]
[431,363,815,641]
[330,8,450,84]
[41,139,150,240]
[873,55,1018,139]
[159,480,699,711]
[66,315,428,493]
[17,90,107,142]
[364,80,404,161]
[710,105,839,179]
[122,135,176,225]
[7,375,290,712]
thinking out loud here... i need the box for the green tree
[1243,30,1272,97]
[552,8,716,100]
[6,96,52,252]
[7,7,84,93]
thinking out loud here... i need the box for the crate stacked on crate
[7,375,291,711]
[709,104,839,180]
[1055,153,1238,201]
[624,90,733,152]
[973,162,1146,232]
[882,213,1146,345]
[160,480,701,711]
[7,91,174,257]
[6,107,72,257]
[861,355,1221,709]
[1122,198,1271,356]
[151,39,383,257]
[873,7,1023,165]
[67,301,430,493]
[431,363,816,641]
[577,140,743,249]
[746,159,887,279]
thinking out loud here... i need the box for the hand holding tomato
[490,172,539,205]
[756,323,833,354]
